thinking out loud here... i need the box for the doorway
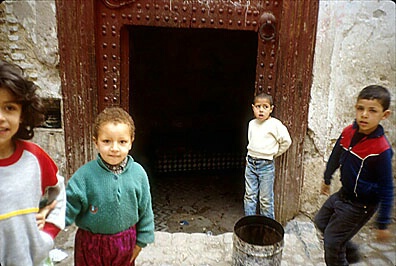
[56,0,319,224]
[129,26,257,175]
[128,26,257,231]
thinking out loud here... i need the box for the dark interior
[128,26,258,177]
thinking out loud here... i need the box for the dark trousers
[314,190,377,266]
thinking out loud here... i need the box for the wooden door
[56,0,318,223]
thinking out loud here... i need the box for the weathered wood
[55,0,319,223]
[273,0,319,223]
[55,0,97,178]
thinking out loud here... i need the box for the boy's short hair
[0,60,44,139]
[358,85,391,111]
[93,107,135,139]
[254,92,273,105]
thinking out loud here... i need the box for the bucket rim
[234,215,285,237]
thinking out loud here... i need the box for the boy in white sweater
[244,92,292,219]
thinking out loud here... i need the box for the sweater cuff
[136,241,147,248]
[324,179,331,185]
[43,222,61,239]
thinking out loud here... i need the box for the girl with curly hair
[0,60,66,266]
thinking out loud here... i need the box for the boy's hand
[320,181,330,196]
[36,200,57,230]
[130,245,142,263]
[375,229,392,242]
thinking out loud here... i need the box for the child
[314,85,393,265]
[244,92,292,219]
[66,107,155,266]
[0,60,66,266]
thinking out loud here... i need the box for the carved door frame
[56,0,319,223]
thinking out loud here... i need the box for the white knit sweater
[247,117,292,160]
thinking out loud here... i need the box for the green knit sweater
[66,155,154,247]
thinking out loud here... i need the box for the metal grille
[155,151,245,173]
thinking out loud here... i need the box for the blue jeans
[314,190,377,266]
[243,155,275,219]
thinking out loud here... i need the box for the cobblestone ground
[52,172,396,265]
[52,215,396,266]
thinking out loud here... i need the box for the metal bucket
[232,215,284,266]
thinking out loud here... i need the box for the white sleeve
[275,123,292,157]
[45,174,66,230]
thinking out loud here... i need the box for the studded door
[95,0,280,109]
[56,0,319,223]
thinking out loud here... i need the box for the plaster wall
[0,1,395,216]
[302,0,396,218]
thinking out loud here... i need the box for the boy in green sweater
[66,107,154,266]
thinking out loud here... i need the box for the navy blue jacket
[324,121,394,229]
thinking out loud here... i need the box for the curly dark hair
[93,107,135,140]
[0,60,45,139]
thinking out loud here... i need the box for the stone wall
[1,1,395,216]
[0,1,60,98]
[0,1,65,174]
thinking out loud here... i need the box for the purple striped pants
[74,226,136,266]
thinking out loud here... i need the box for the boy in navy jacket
[314,85,393,266]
